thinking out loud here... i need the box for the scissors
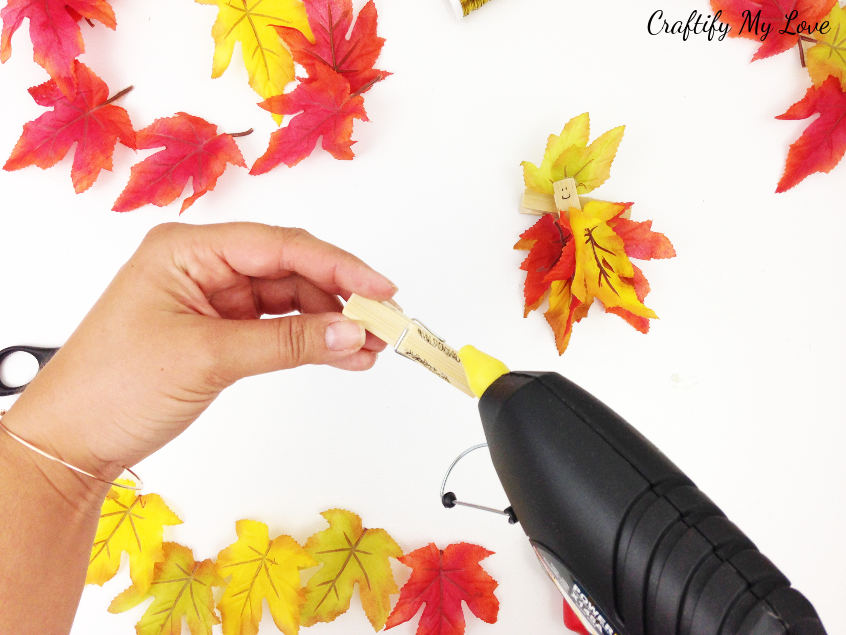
[0,346,60,397]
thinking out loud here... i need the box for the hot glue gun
[475,367,826,635]
[339,296,828,635]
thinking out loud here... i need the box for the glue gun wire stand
[479,371,826,635]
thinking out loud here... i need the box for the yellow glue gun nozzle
[459,345,510,398]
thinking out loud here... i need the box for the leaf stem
[104,86,134,106]
[799,39,806,67]
[227,129,254,138]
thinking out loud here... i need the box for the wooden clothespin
[342,295,474,396]
[521,177,582,217]
[520,177,629,219]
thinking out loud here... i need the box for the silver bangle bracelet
[0,410,142,491]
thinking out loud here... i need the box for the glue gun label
[532,542,621,635]
[569,582,618,635]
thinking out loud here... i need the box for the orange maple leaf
[4,61,134,193]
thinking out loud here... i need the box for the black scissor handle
[0,346,59,396]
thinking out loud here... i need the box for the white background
[1,0,844,633]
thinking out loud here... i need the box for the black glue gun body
[478,371,826,635]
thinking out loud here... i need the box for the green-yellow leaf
[522,114,624,196]
[110,542,222,635]
[301,509,402,631]
[522,112,590,194]
[553,125,625,194]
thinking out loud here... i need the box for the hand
[3,222,396,487]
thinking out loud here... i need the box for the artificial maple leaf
[275,0,389,94]
[522,113,590,195]
[204,0,312,106]
[515,213,590,354]
[776,75,846,191]
[4,60,134,193]
[545,280,589,355]
[86,480,182,593]
[110,542,222,635]
[515,201,674,354]
[300,508,402,630]
[0,0,115,95]
[112,112,247,213]
[515,212,576,315]
[215,519,315,635]
[251,64,367,174]
[710,0,836,60]
[522,113,624,196]
[570,201,656,319]
[806,2,846,89]
[384,542,499,635]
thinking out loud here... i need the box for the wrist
[0,408,112,516]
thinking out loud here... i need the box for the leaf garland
[91,483,500,635]
[709,0,846,190]
[517,114,676,355]
[1,0,389,212]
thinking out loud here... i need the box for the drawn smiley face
[553,178,580,212]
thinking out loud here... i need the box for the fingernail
[379,274,398,293]
[326,320,365,351]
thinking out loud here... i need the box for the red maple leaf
[515,212,576,315]
[112,112,246,213]
[515,213,586,353]
[385,543,499,635]
[250,64,367,174]
[710,0,835,60]
[775,75,846,192]
[604,213,674,334]
[608,217,677,261]
[3,60,134,193]
[1,0,116,95]
[275,0,389,94]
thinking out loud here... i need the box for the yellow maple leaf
[86,480,182,592]
[206,0,312,106]
[300,509,402,630]
[807,3,846,90]
[215,519,315,635]
[522,113,624,195]
[110,542,222,635]
[570,201,657,319]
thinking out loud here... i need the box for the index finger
[178,222,398,301]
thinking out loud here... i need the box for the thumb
[212,313,367,381]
